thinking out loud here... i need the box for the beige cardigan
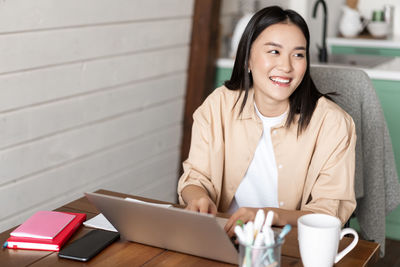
[178,86,356,224]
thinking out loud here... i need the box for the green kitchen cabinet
[350,79,400,240]
[328,38,400,57]
[372,79,400,240]
[215,66,232,88]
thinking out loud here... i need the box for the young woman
[177,6,356,237]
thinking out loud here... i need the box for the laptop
[85,192,238,264]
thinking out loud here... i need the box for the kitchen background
[219,0,400,61]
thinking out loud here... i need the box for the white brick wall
[0,0,194,232]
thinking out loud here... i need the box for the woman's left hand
[224,207,260,238]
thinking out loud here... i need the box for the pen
[253,209,265,237]
[244,221,254,245]
[235,224,251,267]
[236,219,244,227]
[261,212,275,265]
[263,210,274,230]
[260,230,275,265]
[253,231,264,247]
[277,224,292,243]
[243,222,254,267]
[251,209,266,265]
[234,225,246,243]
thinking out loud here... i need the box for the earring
[248,69,251,74]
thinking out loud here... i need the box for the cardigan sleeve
[302,110,357,225]
[177,100,218,205]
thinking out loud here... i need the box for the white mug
[297,214,358,267]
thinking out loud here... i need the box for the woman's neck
[254,96,289,117]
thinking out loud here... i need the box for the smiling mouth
[269,76,292,86]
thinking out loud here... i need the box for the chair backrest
[310,65,369,198]
[310,64,400,256]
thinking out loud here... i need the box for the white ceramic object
[230,13,253,58]
[339,6,367,38]
[394,4,400,37]
[368,21,389,38]
[298,214,359,267]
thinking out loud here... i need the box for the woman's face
[248,23,307,114]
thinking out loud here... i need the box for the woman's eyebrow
[264,42,282,48]
[264,42,306,51]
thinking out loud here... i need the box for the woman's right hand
[186,196,217,214]
[181,185,217,215]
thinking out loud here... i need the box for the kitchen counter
[312,55,400,81]
[364,57,400,81]
[327,36,400,49]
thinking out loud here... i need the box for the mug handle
[334,228,359,263]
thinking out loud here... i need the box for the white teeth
[270,77,290,84]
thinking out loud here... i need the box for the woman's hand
[224,207,259,237]
[186,196,217,214]
[224,207,285,237]
[224,207,313,238]
[181,185,217,215]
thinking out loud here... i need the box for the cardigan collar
[238,88,290,128]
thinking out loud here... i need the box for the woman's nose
[278,56,293,72]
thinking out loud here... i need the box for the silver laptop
[85,192,238,264]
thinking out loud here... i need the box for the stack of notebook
[6,210,86,251]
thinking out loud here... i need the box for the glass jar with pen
[238,232,284,267]
[234,210,291,267]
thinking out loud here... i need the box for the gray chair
[310,65,400,256]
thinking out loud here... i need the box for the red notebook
[7,212,86,251]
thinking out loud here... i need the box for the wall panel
[0,0,193,232]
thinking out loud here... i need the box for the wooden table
[0,189,380,266]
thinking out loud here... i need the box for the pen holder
[238,237,283,267]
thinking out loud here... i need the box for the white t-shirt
[228,104,286,213]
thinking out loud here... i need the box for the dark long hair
[225,6,329,134]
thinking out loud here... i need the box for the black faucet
[312,0,328,63]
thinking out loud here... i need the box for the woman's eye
[268,50,279,55]
[294,53,305,58]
